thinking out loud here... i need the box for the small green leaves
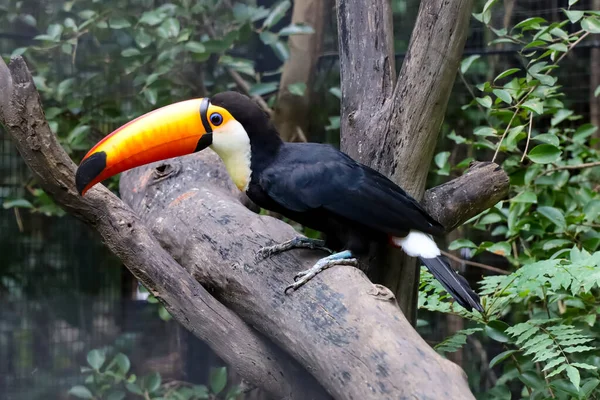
[87,349,106,370]
[287,82,307,96]
[184,41,206,54]
[279,23,314,35]
[476,96,493,108]
[494,68,520,82]
[564,9,584,23]
[68,386,93,399]
[566,365,580,390]
[449,239,478,250]
[485,320,511,343]
[489,350,518,368]
[210,367,228,395]
[581,16,600,33]
[493,89,512,104]
[527,144,562,163]
[537,206,566,230]
[108,17,131,29]
[262,0,291,29]
[474,126,497,136]
[461,55,480,74]
[522,98,544,115]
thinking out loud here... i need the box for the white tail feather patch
[392,230,441,258]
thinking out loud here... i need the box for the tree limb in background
[336,0,476,321]
[0,55,328,400]
[273,0,326,142]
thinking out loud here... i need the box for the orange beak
[75,98,213,195]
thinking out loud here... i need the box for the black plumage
[211,92,482,312]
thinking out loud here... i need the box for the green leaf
[109,17,131,29]
[582,17,600,34]
[3,199,33,209]
[488,242,511,257]
[512,191,537,204]
[514,17,547,30]
[434,151,450,169]
[287,82,306,96]
[551,109,573,127]
[184,41,206,54]
[569,0,579,5]
[262,0,291,29]
[485,320,511,343]
[548,43,568,52]
[159,18,180,38]
[249,82,278,96]
[494,68,520,82]
[566,366,580,390]
[139,10,165,26]
[113,353,130,374]
[527,144,562,164]
[145,372,161,393]
[68,386,93,399]
[522,99,544,115]
[259,31,279,45]
[537,206,566,230]
[270,41,290,62]
[87,349,105,370]
[143,88,157,105]
[121,48,140,57]
[329,87,342,99]
[279,23,314,35]
[595,85,600,97]
[135,29,153,49]
[493,89,512,104]
[210,367,227,395]
[533,134,559,146]
[476,96,493,108]
[564,9,584,23]
[448,239,477,250]
[482,0,498,13]
[125,382,143,395]
[489,350,517,368]
[474,126,497,136]
[461,55,480,74]
[573,123,598,143]
[11,47,27,57]
[106,391,126,400]
[581,379,600,397]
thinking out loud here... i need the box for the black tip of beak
[75,151,107,195]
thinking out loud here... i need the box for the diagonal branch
[0,55,328,400]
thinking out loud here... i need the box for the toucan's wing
[259,143,444,236]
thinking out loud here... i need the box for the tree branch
[336,0,476,321]
[0,56,328,400]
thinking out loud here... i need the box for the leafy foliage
[0,0,313,213]
[423,0,600,398]
[69,348,240,400]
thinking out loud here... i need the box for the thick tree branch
[0,56,328,400]
[336,0,476,320]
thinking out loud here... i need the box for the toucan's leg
[256,236,332,260]
[284,250,357,294]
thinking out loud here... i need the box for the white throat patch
[210,119,252,191]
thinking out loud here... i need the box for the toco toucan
[75,91,483,312]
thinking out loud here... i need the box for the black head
[211,91,273,135]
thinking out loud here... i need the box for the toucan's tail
[419,256,483,312]
[391,230,483,312]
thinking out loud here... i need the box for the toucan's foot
[256,236,332,261]
[284,250,357,294]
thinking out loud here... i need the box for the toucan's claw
[284,251,357,294]
[255,237,332,261]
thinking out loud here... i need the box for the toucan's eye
[210,113,223,126]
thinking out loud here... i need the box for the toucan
[75,91,483,312]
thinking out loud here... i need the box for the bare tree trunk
[273,0,326,142]
[337,0,475,322]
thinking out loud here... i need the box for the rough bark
[273,0,326,142]
[0,56,329,400]
[336,0,475,320]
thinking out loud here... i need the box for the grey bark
[0,56,329,400]
[336,0,475,320]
